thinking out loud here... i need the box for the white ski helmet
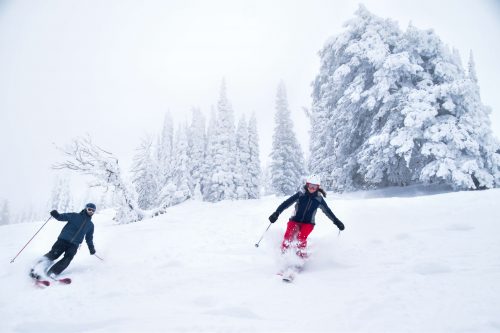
[306,174,321,186]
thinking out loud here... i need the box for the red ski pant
[281,220,315,254]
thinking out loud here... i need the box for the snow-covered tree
[54,135,152,223]
[188,108,206,200]
[203,108,218,201]
[170,123,192,204]
[310,5,500,191]
[157,112,175,193]
[247,113,262,198]
[467,51,478,83]
[131,135,158,210]
[235,115,251,199]
[261,163,273,195]
[50,175,72,211]
[270,81,306,195]
[205,80,238,201]
[0,199,10,225]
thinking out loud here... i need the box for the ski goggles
[306,183,319,190]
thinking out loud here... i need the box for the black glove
[89,246,96,255]
[269,212,279,223]
[335,220,345,231]
[50,210,59,218]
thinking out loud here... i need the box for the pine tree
[203,108,218,201]
[467,51,478,83]
[170,123,192,204]
[247,113,262,198]
[235,115,250,199]
[270,81,306,195]
[50,175,72,211]
[0,199,10,225]
[131,135,158,210]
[310,5,500,191]
[205,80,238,201]
[157,112,174,194]
[188,108,206,200]
[261,163,273,195]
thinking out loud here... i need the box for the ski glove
[269,212,279,223]
[335,220,345,231]
[50,210,60,218]
[89,246,96,255]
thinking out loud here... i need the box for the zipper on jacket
[301,197,312,221]
[70,216,89,244]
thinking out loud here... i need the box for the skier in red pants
[268,175,345,258]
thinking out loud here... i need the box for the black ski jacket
[275,188,342,226]
[53,210,95,252]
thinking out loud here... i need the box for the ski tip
[35,280,50,288]
[58,278,72,284]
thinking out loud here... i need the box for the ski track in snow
[1,188,500,332]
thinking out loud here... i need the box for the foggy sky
[1,0,499,215]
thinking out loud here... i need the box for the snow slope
[1,188,500,332]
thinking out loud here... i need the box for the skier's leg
[296,223,315,258]
[281,221,300,252]
[47,243,78,276]
[31,239,67,277]
[43,239,68,261]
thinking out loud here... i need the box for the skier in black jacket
[30,203,97,279]
[269,175,345,257]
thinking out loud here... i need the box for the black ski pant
[44,239,79,275]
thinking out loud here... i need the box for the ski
[280,265,304,283]
[277,250,308,283]
[34,279,51,288]
[30,269,71,287]
[30,269,51,288]
[282,272,295,283]
[54,277,72,284]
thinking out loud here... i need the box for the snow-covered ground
[1,188,500,332]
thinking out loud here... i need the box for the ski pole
[10,216,52,263]
[254,222,272,248]
[94,254,104,261]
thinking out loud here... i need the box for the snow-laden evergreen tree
[202,108,217,200]
[50,175,72,211]
[310,5,500,191]
[188,108,206,200]
[0,199,10,225]
[467,51,478,83]
[170,123,192,204]
[157,112,174,194]
[247,113,262,198]
[235,115,251,199]
[131,136,158,210]
[261,164,273,195]
[270,81,306,195]
[205,80,238,201]
[310,5,404,190]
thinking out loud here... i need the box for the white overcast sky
[1,0,499,214]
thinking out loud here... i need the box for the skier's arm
[269,192,300,223]
[275,192,301,215]
[85,224,96,255]
[50,211,73,222]
[319,199,345,230]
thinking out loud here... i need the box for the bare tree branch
[52,135,149,223]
